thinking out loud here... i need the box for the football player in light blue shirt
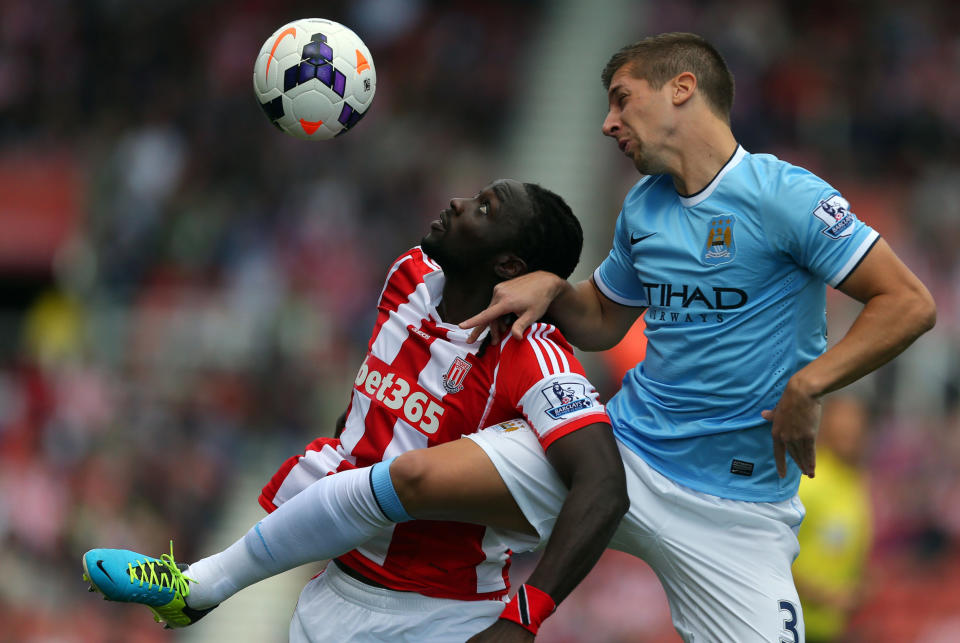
[464,31,935,641]
[595,146,879,502]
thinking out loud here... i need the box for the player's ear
[671,71,696,106]
[494,253,527,280]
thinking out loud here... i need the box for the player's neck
[437,279,496,325]
[669,124,738,197]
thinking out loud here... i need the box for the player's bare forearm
[522,424,629,604]
[460,272,639,348]
[795,297,934,403]
[766,239,936,476]
[803,238,935,397]
[543,278,641,351]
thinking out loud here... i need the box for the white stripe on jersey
[382,416,430,461]
[476,529,511,593]
[340,393,372,455]
[420,249,442,272]
[527,324,569,375]
[355,525,398,567]
[526,327,551,376]
[377,254,414,303]
[828,229,880,287]
[535,325,561,374]
[536,324,570,373]
[272,442,345,507]
[372,281,435,364]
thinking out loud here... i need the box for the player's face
[422,179,529,273]
[602,63,675,175]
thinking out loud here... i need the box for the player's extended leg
[82,420,536,627]
[390,434,537,536]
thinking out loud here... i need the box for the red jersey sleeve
[496,322,610,449]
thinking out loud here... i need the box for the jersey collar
[677,145,746,208]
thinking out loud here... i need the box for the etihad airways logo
[643,282,748,325]
[642,283,747,309]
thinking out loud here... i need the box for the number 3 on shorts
[778,599,801,643]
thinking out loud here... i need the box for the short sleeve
[763,165,879,288]
[497,324,610,449]
[593,204,649,306]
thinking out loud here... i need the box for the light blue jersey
[595,146,879,502]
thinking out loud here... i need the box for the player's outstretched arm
[764,238,936,478]
[462,271,640,350]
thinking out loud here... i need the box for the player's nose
[449,198,465,214]
[601,110,620,137]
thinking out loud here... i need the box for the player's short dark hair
[602,32,734,121]
[514,183,583,280]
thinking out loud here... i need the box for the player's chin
[633,155,656,175]
[420,234,443,257]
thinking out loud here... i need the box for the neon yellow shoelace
[126,541,195,598]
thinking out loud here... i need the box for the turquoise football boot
[82,542,214,628]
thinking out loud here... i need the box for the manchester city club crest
[442,356,471,393]
[703,215,737,265]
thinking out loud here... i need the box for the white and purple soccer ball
[253,18,376,140]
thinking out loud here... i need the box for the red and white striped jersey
[260,247,609,601]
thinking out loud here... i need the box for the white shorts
[288,561,504,642]
[468,422,808,643]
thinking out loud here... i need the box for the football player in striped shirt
[83,179,629,641]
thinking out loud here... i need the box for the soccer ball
[253,18,376,140]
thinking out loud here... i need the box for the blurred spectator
[793,395,874,643]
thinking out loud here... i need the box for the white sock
[183,466,393,609]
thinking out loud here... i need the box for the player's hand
[465,619,536,642]
[762,379,822,478]
[460,271,566,344]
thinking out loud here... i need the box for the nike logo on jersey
[96,560,114,583]
[630,232,656,245]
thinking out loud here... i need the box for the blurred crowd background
[1,0,959,641]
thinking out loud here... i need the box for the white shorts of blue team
[468,419,808,643]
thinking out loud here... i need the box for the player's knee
[389,450,432,512]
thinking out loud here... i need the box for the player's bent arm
[542,276,643,351]
[522,423,630,602]
[767,239,936,476]
[790,238,936,399]
[461,271,642,348]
